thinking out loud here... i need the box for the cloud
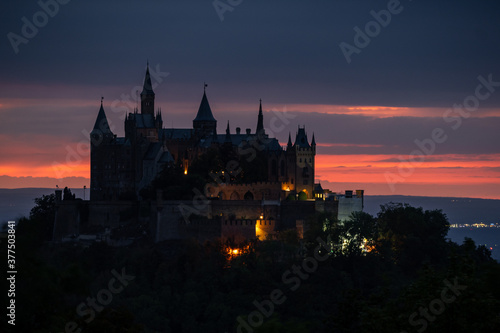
[280,112,500,155]
[1,0,500,198]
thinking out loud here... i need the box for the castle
[52,64,363,244]
[90,64,316,202]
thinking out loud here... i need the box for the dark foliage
[3,199,499,333]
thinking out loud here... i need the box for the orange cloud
[266,104,500,118]
[315,154,500,194]
[0,133,90,182]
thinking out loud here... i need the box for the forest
[1,194,500,333]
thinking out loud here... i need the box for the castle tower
[124,64,162,143]
[90,98,114,146]
[285,126,315,199]
[140,63,155,115]
[90,99,116,201]
[193,85,217,137]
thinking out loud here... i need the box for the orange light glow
[225,245,250,260]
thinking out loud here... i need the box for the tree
[376,203,449,272]
[29,193,56,221]
[340,211,376,257]
[16,193,57,244]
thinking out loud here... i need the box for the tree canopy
[4,199,499,333]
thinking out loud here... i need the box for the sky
[1,0,500,199]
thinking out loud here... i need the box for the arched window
[280,160,285,176]
[244,191,254,200]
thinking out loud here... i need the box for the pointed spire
[287,132,293,148]
[156,108,163,122]
[141,62,154,95]
[140,62,155,115]
[256,98,264,134]
[194,89,216,122]
[92,98,112,134]
[311,132,316,146]
[193,85,217,136]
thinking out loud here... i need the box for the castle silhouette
[90,64,316,202]
[52,64,363,243]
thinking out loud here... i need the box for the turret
[90,98,114,146]
[155,108,163,129]
[294,126,310,148]
[291,126,315,199]
[193,84,217,137]
[287,132,293,150]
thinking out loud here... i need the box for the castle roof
[161,128,193,140]
[193,91,216,122]
[206,134,281,151]
[159,151,174,163]
[128,113,156,128]
[294,127,310,148]
[92,102,113,134]
[113,137,130,146]
[144,142,164,160]
[143,142,174,164]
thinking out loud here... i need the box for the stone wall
[206,182,283,201]
[53,190,346,244]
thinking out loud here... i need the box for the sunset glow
[1,94,499,199]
